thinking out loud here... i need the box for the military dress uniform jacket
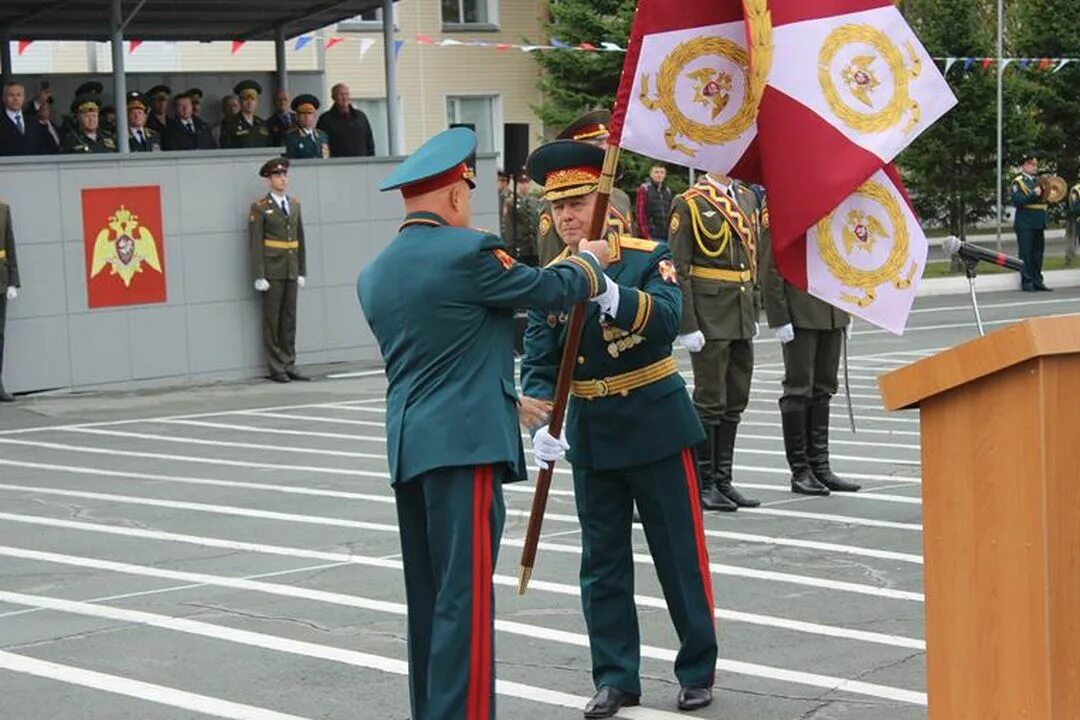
[249,195,306,281]
[128,128,161,152]
[537,187,635,266]
[283,128,329,159]
[0,202,19,293]
[523,236,705,471]
[1069,183,1080,222]
[61,129,117,154]
[222,116,273,149]
[1011,173,1048,231]
[358,211,606,486]
[761,229,849,331]
[669,180,766,341]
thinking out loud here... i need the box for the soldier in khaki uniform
[500,172,540,266]
[537,110,635,265]
[761,204,860,496]
[669,173,764,511]
[249,158,308,383]
[0,201,19,402]
[222,80,273,149]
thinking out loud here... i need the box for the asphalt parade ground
[1,287,1078,720]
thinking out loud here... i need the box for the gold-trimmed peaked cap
[557,109,611,143]
[526,139,605,201]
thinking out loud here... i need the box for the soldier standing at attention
[1011,154,1051,292]
[522,140,718,718]
[501,172,540,266]
[249,158,308,383]
[760,191,860,496]
[668,172,763,511]
[283,95,330,159]
[61,95,117,154]
[222,80,272,149]
[0,200,19,402]
[537,110,636,265]
[358,127,611,720]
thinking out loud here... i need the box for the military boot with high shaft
[782,405,829,496]
[715,420,760,507]
[807,399,861,492]
[699,424,738,512]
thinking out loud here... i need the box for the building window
[354,97,389,155]
[442,0,497,28]
[339,6,399,31]
[446,95,498,156]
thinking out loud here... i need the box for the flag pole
[995,0,1004,252]
[517,144,621,594]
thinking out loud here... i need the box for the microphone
[943,236,1024,272]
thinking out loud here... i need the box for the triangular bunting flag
[231,40,245,55]
[16,40,32,55]
[394,39,405,59]
[294,36,312,52]
[326,36,344,51]
[358,38,375,60]
[128,39,143,54]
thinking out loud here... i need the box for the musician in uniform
[521,139,717,717]
[537,110,635,265]
[669,172,765,511]
[760,190,860,496]
[1067,177,1080,261]
[249,158,308,383]
[358,127,611,720]
[1011,155,1051,292]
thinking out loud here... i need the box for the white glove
[254,278,270,292]
[678,330,706,353]
[297,276,306,289]
[532,424,570,471]
[775,323,796,344]
[753,321,760,339]
[5,287,16,301]
[589,273,620,318]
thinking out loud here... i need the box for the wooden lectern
[879,315,1080,719]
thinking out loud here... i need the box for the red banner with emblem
[81,186,167,308]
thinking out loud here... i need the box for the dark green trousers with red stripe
[395,464,506,720]
[572,448,718,696]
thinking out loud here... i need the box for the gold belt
[690,265,751,283]
[571,356,678,399]
[1023,204,1048,210]
[0,250,5,259]
[264,240,299,250]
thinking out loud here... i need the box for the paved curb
[917,268,1080,296]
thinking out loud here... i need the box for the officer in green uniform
[283,94,330,159]
[1068,178,1080,260]
[0,200,19,403]
[500,172,540,266]
[185,88,204,118]
[145,85,170,133]
[358,127,611,720]
[249,158,308,383]
[537,110,635,265]
[522,140,717,718]
[1011,154,1051,292]
[761,200,860,496]
[669,173,764,511]
[125,92,161,152]
[61,95,117,154]
[222,80,273,149]
[60,80,103,135]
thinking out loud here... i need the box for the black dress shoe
[719,483,761,508]
[1021,286,1036,292]
[1035,284,1053,291]
[269,373,291,383]
[583,686,639,718]
[0,388,13,403]
[791,471,830,496]
[677,686,713,711]
[286,370,311,381]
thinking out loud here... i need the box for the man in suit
[145,85,171,133]
[126,92,161,152]
[267,89,297,146]
[668,172,765,511]
[521,140,718,717]
[249,158,308,383]
[316,83,375,157]
[358,127,610,720]
[162,92,216,151]
[61,95,117,154]
[283,95,329,159]
[0,200,20,402]
[0,81,42,156]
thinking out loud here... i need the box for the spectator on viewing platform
[213,94,240,145]
[61,95,117,154]
[126,92,161,153]
[162,92,216,151]
[186,88,204,118]
[146,85,170,133]
[283,95,329,159]
[34,97,61,155]
[0,81,41,157]
[317,83,374,158]
[268,89,297,146]
[221,80,272,149]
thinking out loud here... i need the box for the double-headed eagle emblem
[90,206,162,288]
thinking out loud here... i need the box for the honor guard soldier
[145,85,170,133]
[522,140,718,718]
[126,92,160,152]
[1011,154,1051,291]
[760,196,860,496]
[61,95,117,154]
[358,128,611,720]
[500,171,540,266]
[669,173,763,511]
[537,109,635,265]
[249,158,308,383]
[0,200,19,402]
[283,95,329,159]
[222,80,272,149]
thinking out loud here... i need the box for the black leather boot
[699,425,738,512]
[807,399,860,492]
[782,405,829,496]
[715,420,760,507]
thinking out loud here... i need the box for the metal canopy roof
[0,0,389,42]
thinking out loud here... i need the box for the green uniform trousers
[779,328,843,411]
[1016,227,1046,289]
[689,339,753,425]
[395,464,506,720]
[263,280,298,375]
[573,448,718,695]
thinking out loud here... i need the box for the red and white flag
[611,0,761,179]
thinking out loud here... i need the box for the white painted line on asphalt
[325,369,385,379]
[691,531,921,564]
[733,465,920,484]
[736,432,920,452]
[860,312,1076,338]
[733,446,920,467]
[738,508,921,531]
[908,296,1078,315]
[0,590,681,720]
[0,651,317,720]
[732,483,923,505]
[0,524,927,656]
[160,419,377,442]
[753,368,882,382]
[0,486,919,599]
[237,411,386,427]
[742,408,917,425]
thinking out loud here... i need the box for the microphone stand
[963,256,986,337]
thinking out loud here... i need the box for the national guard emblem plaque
[81,186,167,308]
